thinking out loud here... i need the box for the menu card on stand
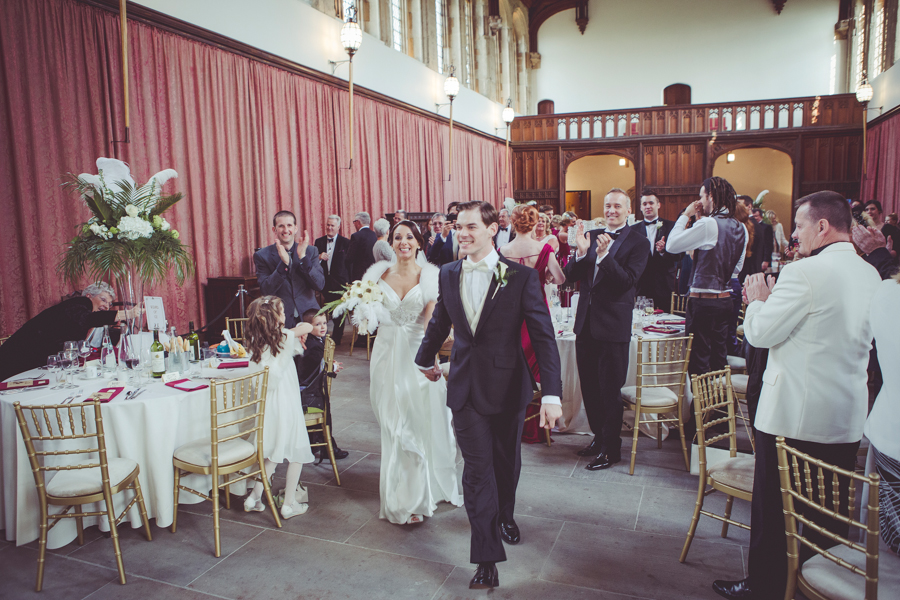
[144,296,166,332]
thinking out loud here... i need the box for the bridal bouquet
[320,279,388,335]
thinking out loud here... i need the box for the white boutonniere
[655,221,663,231]
[491,262,511,299]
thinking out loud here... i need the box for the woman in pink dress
[498,205,565,443]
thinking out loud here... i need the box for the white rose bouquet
[320,279,387,335]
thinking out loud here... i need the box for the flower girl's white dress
[365,260,463,524]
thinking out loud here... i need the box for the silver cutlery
[129,388,147,400]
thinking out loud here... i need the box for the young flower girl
[242,296,315,519]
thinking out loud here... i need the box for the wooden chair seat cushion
[46,458,138,497]
[726,355,746,369]
[801,539,900,600]
[707,456,755,492]
[731,374,749,394]
[620,385,678,407]
[173,438,255,468]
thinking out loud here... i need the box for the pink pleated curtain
[862,112,900,215]
[0,0,506,333]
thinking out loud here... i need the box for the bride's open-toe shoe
[244,496,265,513]
[406,514,425,525]
[280,501,309,520]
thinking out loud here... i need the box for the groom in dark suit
[416,201,563,590]
[633,189,679,311]
[565,189,649,470]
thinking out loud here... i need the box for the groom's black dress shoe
[711,578,754,599]
[585,452,621,471]
[576,438,603,457]
[499,520,520,545]
[469,563,499,589]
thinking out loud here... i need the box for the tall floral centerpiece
[59,157,194,338]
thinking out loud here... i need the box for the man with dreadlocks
[666,176,748,377]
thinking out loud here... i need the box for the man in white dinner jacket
[712,191,882,600]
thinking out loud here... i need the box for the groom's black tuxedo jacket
[415,257,562,416]
[564,225,649,343]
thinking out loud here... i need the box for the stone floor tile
[0,545,118,600]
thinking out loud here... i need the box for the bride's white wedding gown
[366,261,463,524]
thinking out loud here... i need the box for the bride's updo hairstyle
[245,296,285,363]
[511,204,539,234]
[388,220,425,256]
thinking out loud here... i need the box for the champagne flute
[57,352,73,388]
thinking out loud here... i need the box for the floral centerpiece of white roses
[320,279,388,335]
[59,157,194,285]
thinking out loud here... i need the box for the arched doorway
[712,147,794,231]
[565,154,636,219]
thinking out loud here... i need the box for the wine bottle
[150,327,166,378]
[186,321,200,361]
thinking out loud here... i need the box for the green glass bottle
[186,321,200,362]
[150,327,166,378]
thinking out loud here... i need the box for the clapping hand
[296,230,310,258]
[744,273,776,304]
[851,224,887,255]
[573,220,590,256]
[595,233,612,258]
[276,242,291,265]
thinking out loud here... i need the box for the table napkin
[218,360,249,369]
[0,379,49,391]
[84,387,124,403]
[656,318,686,325]
[165,378,209,392]
[643,325,680,334]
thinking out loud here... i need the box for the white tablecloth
[1,363,254,548]
[553,316,692,438]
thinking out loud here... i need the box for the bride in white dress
[364,220,463,525]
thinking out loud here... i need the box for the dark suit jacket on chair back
[564,226,650,343]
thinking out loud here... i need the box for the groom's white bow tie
[462,260,492,274]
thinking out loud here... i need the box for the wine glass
[47,355,60,386]
[77,340,91,370]
[140,348,152,383]
[128,350,144,385]
[64,349,80,386]
[57,352,73,388]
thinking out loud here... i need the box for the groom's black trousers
[452,399,527,564]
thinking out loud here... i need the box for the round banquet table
[552,314,693,439]
[0,363,254,549]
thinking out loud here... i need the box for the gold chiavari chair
[225,317,248,342]
[620,335,693,475]
[348,312,375,360]
[523,387,552,447]
[726,306,747,375]
[670,292,689,317]
[305,336,341,485]
[171,368,280,557]
[777,437,900,600]
[729,372,755,452]
[14,400,152,591]
[680,367,754,563]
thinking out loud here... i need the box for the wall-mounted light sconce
[500,99,515,192]
[727,153,736,163]
[436,66,459,181]
[329,4,362,169]
[618,158,627,167]
[856,73,873,181]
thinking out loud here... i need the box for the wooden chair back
[225,317,248,342]
[691,367,739,468]
[670,292,688,316]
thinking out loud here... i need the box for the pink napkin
[0,379,49,391]
[218,361,249,369]
[86,387,124,403]
[165,378,209,392]
[657,318,686,325]
[643,326,680,334]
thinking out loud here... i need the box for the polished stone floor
[0,338,756,600]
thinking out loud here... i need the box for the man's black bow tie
[645,219,658,225]
[327,237,334,241]
[604,230,621,240]
[499,227,508,232]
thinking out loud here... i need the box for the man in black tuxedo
[492,207,516,248]
[346,211,377,282]
[564,189,650,470]
[751,208,774,271]
[416,201,562,590]
[633,189,679,311]
[254,210,325,328]
[314,214,350,344]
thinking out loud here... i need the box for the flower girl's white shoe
[280,501,309,520]
[243,496,265,513]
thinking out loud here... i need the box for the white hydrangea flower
[117,216,155,240]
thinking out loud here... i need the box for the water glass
[57,352,73,388]
[77,340,91,370]
[47,355,60,385]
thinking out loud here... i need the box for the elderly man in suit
[315,214,350,344]
[254,210,324,328]
[712,191,882,600]
[565,188,650,470]
[347,211,377,282]
[633,189,679,311]
[493,208,515,248]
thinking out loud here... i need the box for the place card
[0,379,49,391]
[144,296,166,331]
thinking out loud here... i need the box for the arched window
[663,84,691,106]
[390,0,405,52]
[435,0,446,73]
[464,0,474,86]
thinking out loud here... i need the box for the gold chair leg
[680,480,706,563]
[366,334,372,361]
[172,467,181,533]
[133,476,153,542]
[629,406,641,476]
[76,507,84,545]
[105,492,127,584]
[35,508,49,592]
[260,457,282,528]
[222,473,231,510]
[721,495,734,538]
[324,424,341,486]
[657,422,662,449]
[212,473,221,557]
[677,415,690,471]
